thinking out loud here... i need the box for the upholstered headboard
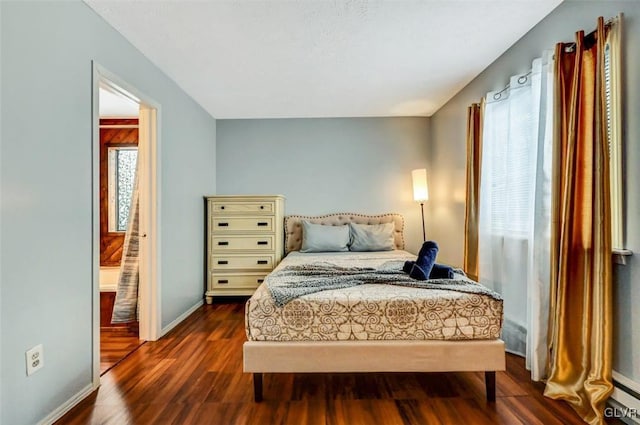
[284,213,405,255]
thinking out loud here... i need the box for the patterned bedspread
[245,251,504,341]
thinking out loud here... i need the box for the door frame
[91,62,162,388]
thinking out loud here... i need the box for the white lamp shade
[412,169,429,202]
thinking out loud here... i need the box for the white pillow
[300,221,350,252]
[349,222,395,251]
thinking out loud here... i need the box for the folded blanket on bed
[266,260,502,307]
[403,261,455,279]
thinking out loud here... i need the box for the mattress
[245,251,503,342]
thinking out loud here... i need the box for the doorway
[92,63,162,387]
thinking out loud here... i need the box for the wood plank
[100,327,143,375]
[100,292,139,331]
[100,118,139,126]
[57,301,623,424]
[100,291,118,328]
[99,118,138,267]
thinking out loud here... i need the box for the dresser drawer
[212,217,274,232]
[210,201,275,214]
[210,273,268,289]
[212,235,273,251]
[211,254,275,271]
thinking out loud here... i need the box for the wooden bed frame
[243,213,506,402]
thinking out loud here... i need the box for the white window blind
[604,25,624,250]
[480,74,535,238]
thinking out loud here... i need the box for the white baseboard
[38,383,94,425]
[614,371,640,395]
[38,299,203,424]
[609,371,640,424]
[160,299,203,337]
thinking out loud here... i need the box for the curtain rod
[491,70,533,101]
[564,15,619,52]
[487,14,619,102]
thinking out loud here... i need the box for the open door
[92,62,162,388]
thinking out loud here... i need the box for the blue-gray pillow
[349,222,395,252]
[300,221,350,252]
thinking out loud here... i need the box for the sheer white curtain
[478,51,554,381]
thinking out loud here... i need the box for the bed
[243,213,505,402]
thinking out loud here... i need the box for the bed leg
[253,373,263,402]
[485,371,496,402]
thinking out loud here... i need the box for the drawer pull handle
[260,206,265,210]
[218,222,229,227]
[257,260,268,265]
[217,260,228,265]
[257,222,269,227]
[218,279,229,284]
[257,241,268,245]
[220,206,225,210]
[218,241,229,246]
[257,279,264,283]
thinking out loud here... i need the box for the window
[108,147,138,232]
[604,29,624,250]
[480,71,541,239]
[477,54,555,379]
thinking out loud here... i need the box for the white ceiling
[86,0,562,119]
[99,86,139,117]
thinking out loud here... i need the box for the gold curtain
[463,101,483,281]
[544,17,616,425]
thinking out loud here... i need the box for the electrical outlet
[26,344,44,376]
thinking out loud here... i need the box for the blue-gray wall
[216,118,430,254]
[429,0,640,386]
[0,2,216,424]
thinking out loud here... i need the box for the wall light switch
[26,344,44,376]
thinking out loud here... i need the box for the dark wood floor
[100,291,144,374]
[100,327,145,375]
[59,301,618,425]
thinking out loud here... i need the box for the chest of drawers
[205,195,284,303]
